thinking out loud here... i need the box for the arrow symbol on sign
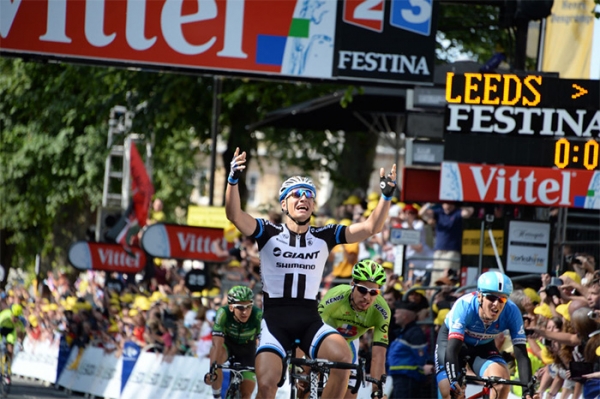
[571,84,588,99]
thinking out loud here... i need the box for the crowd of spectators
[1,193,598,399]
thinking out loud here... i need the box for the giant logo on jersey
[273,247,320,259]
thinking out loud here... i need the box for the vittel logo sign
[343,0,433,36]
[439,162,600,209]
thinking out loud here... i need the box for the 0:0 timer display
[554,138,599,170]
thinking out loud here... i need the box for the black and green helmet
[227,285,254,304]
[352,260,387,286]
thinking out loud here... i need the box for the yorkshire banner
[0,0,437,85]
[541,0,599,79]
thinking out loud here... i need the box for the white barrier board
[12,336,60,383]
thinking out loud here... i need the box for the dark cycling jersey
[212,305,262,345]
[444,292,526,346]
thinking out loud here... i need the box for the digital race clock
[443,136,600,171]
[554,138,599,170]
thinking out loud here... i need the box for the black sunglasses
[354,284,381,297]
[288,189,315,199]
[483,294,508,304]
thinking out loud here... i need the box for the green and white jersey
[212,305,262,345]
[318,284,390,347]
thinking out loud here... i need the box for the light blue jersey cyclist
[435,271,533,399]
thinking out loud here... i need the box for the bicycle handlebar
[465,374,535,388]
[289,357,359,370]
[365,374,387,398]
[464,374,537,399]
[214,362,255,373]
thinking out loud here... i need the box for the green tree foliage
[437,3,509,64]
[0,59,201,275]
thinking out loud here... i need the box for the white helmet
[279,176,316,202]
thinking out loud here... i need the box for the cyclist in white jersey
[225,147,396,399]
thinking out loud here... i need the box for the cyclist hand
[228,147,246,185]
[449,381,465,399]
[370,391,387,399]
[204,372,217,385]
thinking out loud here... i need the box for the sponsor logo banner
[1,0,435,85]
[334,0,437,84]
[506,221,550,274]
[439,162,600,209]
[141,223,229,261]
[68,242,146,273]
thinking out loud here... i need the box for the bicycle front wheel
[225,383,241,399]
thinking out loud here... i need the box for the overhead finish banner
[0,0,436,85]
[439,161,600,209]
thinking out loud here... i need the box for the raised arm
[225,147,257,236]
[345,164,397,243]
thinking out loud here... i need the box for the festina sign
[68,241,146,273]
[141,223,230,261]
[445,105,600,137]
[0,0,437,85]
[439,162,600,209]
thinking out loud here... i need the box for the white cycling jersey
[251,220,346,301]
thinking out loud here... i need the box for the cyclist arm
[345,165,396,243]
[209,335,226,367]
[370,345,387,395]
[445,337,464,386]
[513,344,533,388]
[225,148,257,236]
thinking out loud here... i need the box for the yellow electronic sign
[445,72,598,109]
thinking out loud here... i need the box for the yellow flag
[542,0,596,78]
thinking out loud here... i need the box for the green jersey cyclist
[319,260,390,399]
[204,285,262,399]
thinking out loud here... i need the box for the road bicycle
[460,374,537,399]
[208,360,255,399]
[280,339,387,399]
[0,337,11,398]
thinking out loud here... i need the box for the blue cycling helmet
[477,271,513,296]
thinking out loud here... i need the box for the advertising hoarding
[439,161,600,209]
[1,0,436,85]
